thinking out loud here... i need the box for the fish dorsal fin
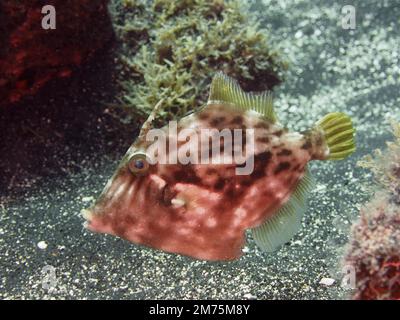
[138,99,164,140]
[207,72,277,123]
[251,167,315,252]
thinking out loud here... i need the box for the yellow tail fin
[315,112,356,160]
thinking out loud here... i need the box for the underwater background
[1,0,399,299]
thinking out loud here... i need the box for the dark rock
[0,0,113,106]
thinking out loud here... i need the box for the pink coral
[344,121,400,300]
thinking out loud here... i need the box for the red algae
[343,120,400,300]
[0,1,112,106]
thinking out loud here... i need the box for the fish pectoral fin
[251,167,315,252]
[207,72,277,123]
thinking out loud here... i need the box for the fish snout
[80,207,114,234]
[81,208,94,229]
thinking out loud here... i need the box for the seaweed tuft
[343,120,400,300]
[110,0,287,123]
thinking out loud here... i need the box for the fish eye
[128,153,150,175]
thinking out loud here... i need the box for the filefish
[81,73,356,261]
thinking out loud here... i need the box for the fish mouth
[81,207,107,233]
[81,208,93,220]
[81,208,94,229]
[161,184,186,209]
[161,183,174,205]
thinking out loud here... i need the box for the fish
[81,72,356,261]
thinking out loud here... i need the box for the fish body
[82,73,355,261]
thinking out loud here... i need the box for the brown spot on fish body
[239,178,253,187]
[257,136,270,144]
[111,213,138,238]
[230,116,244,125]
[292,163,301,171]
[249,151,272,179]
[210,116,226,127]
[254,121,270,130]
[315,134,323,147]
[301,140,312,150]
[277,149,292,156]
[225,184,239,200]
[198,112,210,121]
[249,167,265,181]
[173,165,201,184]
[274,162,291,175]
[161,184,176,205]
[214,178,226,190]
[257,151,273,163]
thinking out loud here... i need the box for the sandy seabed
[0,0,399,299]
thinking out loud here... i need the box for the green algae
[110,0,287,123]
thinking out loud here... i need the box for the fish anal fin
[251,167,315,252]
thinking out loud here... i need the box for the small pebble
[37,241,48,250]
[243,293,257,299]
[82,196,94,202]
[319,278,335,286]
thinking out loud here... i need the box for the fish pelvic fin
[251,167,315,252]
[314,112,356,160]
[207,72,277,123]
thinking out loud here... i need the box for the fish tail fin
[315,112,356,160]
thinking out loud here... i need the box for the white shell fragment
[319,277,335,286]
[37,241,48,250]
[81,209,92,220]
[243,293,257,299]
[82,196,94,203]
